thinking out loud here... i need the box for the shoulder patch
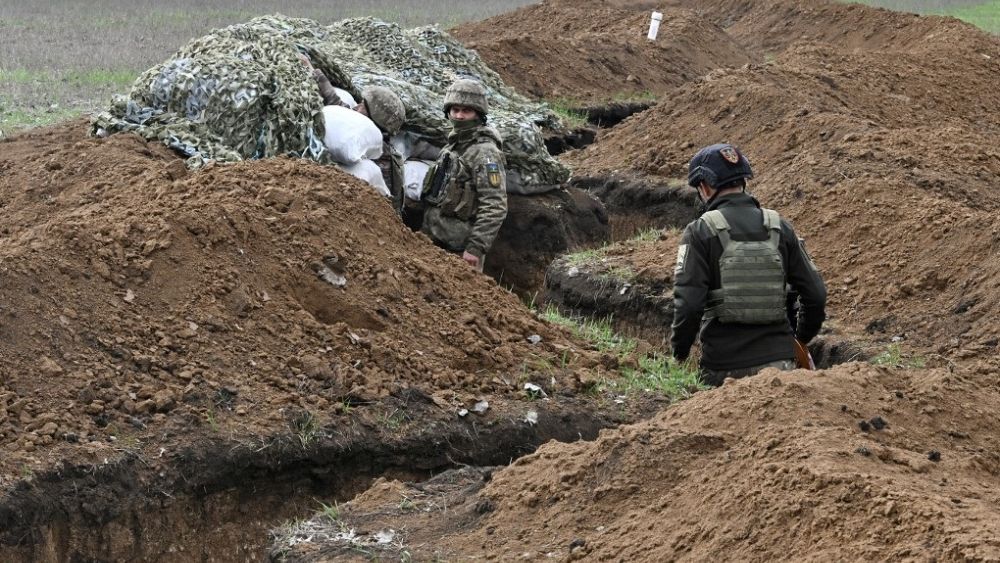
[486,161,502,188]
[675,244,689,276]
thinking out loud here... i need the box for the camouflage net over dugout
[92,15,569,189]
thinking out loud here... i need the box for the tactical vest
[702,208,787,324]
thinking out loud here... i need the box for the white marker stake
[648,11,663,41]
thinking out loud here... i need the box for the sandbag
[321,105,383,164]
[333,87,357,107]
[403,160,431,201]
[339,159,390,197]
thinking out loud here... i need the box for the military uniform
[420,79,507,269]
[421,124,507,268]
[671,144,826,385]
[313,73,406,213]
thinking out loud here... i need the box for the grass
[292,410,320,447]
[545,98,590,129]
[870,343,926,369]
[944,0,1000,33]
[540,305,706,401]
[0,0,538,135]
[846,0,1000,33]
[318,500,341,522]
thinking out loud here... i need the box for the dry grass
[0,0,537,134]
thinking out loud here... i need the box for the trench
[545,173,870,366]
[0,393,618,562]
[544,101,654,157]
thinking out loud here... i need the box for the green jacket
[421,124,508,259]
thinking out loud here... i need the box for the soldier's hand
[461,251,480,268]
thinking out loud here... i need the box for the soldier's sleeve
[388,143,405,216]
[313,69,345,107]
[670,221,711,362]
[782,220,827,343]
[464,146,508,259]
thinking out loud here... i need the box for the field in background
[1,0,997,136]
[851,0,1000,31]
[0,0,536,135]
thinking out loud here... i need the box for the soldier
[671,143,827,386]
[303,55,407,213]
[420,79,507,271]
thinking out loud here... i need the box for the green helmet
[361,86,405,135]
[443,79,489,117]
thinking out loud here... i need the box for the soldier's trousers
[701,359,796,387]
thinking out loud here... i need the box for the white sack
[332,87,357,108]
[403,160,432,201]
[339,159,390,197]
[322,105,383,164]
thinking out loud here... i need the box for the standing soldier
[671,143,827,385]
[421,79,507,271]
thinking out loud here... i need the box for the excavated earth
[3,0,1000,560]
[0,121,636,561]
[269,0,1000,561]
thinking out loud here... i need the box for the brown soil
[559,4,1000,366]
[322,363,1000,561]
[7,0,1000,560]
[269,1,1000,560]
[451,1,751,102]
[0,120,633,559]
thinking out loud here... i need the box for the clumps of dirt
[451,1,751,102]
[0,121,608,481]
[559,19,1000,365]
[292,363,1000,560]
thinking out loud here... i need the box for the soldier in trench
[303,54,408,214]
[418,78,508,272]
[670,143,827,385]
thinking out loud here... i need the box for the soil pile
[0,121,606,481]
[273,363,1000,561]
[561,12,1000,364]
[451,1,751,102]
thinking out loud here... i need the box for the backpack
[701,208,787,324]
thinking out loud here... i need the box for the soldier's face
[449,105,478,121]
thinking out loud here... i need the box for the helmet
[687,143,754,188]
[443,79,489,117]
[361,86,405,135]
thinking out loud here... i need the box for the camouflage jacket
[377,139,405,215]
[421,124,507,258]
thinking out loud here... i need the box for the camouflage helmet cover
[443,78,489,117]
[361,86,405,135]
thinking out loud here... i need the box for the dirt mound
[0,121,612,481]
[676,0,987,56]
[271,363,1000,560]
[465,363,1000,560]
[451,1,751,102]
[562,28,1000,364]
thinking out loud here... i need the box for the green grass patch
[64,69,139,88]
[541,305,706,401]
[630,227,664,243]
[544,97,589,129]
[0,105,83,136]
[945,0,1000,33]
[845,0,1000,34]
[563,246,608,266]
[607,354,706,399]
[870,343,926,369]
[542,305,635,357]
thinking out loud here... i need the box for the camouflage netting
[91,15,570,189]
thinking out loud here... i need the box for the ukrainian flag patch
[486,161,502,188]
